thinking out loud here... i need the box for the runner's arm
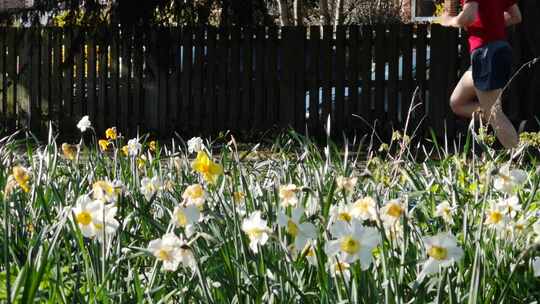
[504,4,522,26]
[440,2,478,28]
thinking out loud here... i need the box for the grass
[1,122,540,303]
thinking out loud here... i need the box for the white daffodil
[77,115,92,132]
[277,207,317,252]
[533,257,540,277]
[434,201,456,225]
[127,138,142,157]
[380,199,405,227]
[494,165,527,194]
[182,184,206,210]
[350,196,377,221]
[506,216,528,238]
[172,205,201,237]
[140,176,162,201]
[418,232,464,281]
[93,203,120,242]
[279,184,299,208]
[92,180,122,204]
[72,195,102,238]
[328,203,354,225]
[187,137,204,154]
[496,196,521,218]
[325,219,381,269]
[148,233,195,271]
[327,260,351,282]
[484,202,508,230]
[336,175,357,193]
[241,211,270,253]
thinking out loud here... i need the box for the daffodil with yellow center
[427,246,448,260]
[233,191,246,204]
[325,219,381,268]
[182,184,206,210]
[105,127,117,140]
[279,184,299,207]
[71,195,119,240]
[418,232,463,281]
[329,203,354,225]
[380,200,405,227]
[98,139,111,152]
[485,203,507,229]
[172,205,200,237]
[61,143,78,160]
[351,196,377,221]
[148,233,195,271]
[338,212,352,222]
[13,166,31,193]
[192,151,223,183]
[340,236,360,254]
[92,180,121,203]
[434,201,456,225]
[278,207,317,252]
[242,211,270,253]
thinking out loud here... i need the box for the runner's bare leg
[475,88,518,149]
[450,71,480,118]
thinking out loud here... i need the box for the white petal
[79,224,96,238]
[324,240,341,257]
[291,207,305,222]
[329,220,350,238]
[277,212,289,227]
[533,257,540,277]
[299,222,317,239]
[360,227,381,248]
[358,248,374,270]
[419,258,440,278]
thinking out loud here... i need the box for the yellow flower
[121,145,129,156]
[149,140,157,152]
[13,166,31,193]
[191,151,223,183]
[98,139,111,152]
[137,156,147,170]
[61,143,78,160]
[105,127,117,140]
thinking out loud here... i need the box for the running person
[439,0,522,149]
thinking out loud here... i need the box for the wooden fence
[0,24,537,140]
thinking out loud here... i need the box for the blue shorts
[469,40,513,91]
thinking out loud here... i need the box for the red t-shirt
[461,0,516,52]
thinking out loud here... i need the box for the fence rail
[0,24,536,140]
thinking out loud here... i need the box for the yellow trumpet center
[338,212,352,222]
[177,211,187,227]
[340,236,360,254]
[387,204,403,218]
[287,220,299,237]
[488,211,503,224]
[157,249,171,261]
[76,211,92,226]
[427,246,448,260]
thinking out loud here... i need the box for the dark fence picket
[97,28,108,132]
[73,28,84,122]
[158,28,169,135]
[86,31,96,124]
[168,27,180,134]
[348,25,360,131]
[387,24,400,131]
[335,26,346,135]
[359,25,373,131]
[62,28,73,126]
[229,27,240,132]
[374,24,386,129]
[307,26,320,134]
[180,27,193,132]
[192,27,205,133]
[6,27,17,129]
[40,28,51,124]
[132,27,143,134]
[205,27,217,134]
[321,26,333,128]
[216,27,229,132]
[51,28,62,126]
[120,27,131,134]
[30,28,41,131]
[253,27,265,131]
[265,27,278,129]
[294,27,306,133]
[400,24,413,128]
